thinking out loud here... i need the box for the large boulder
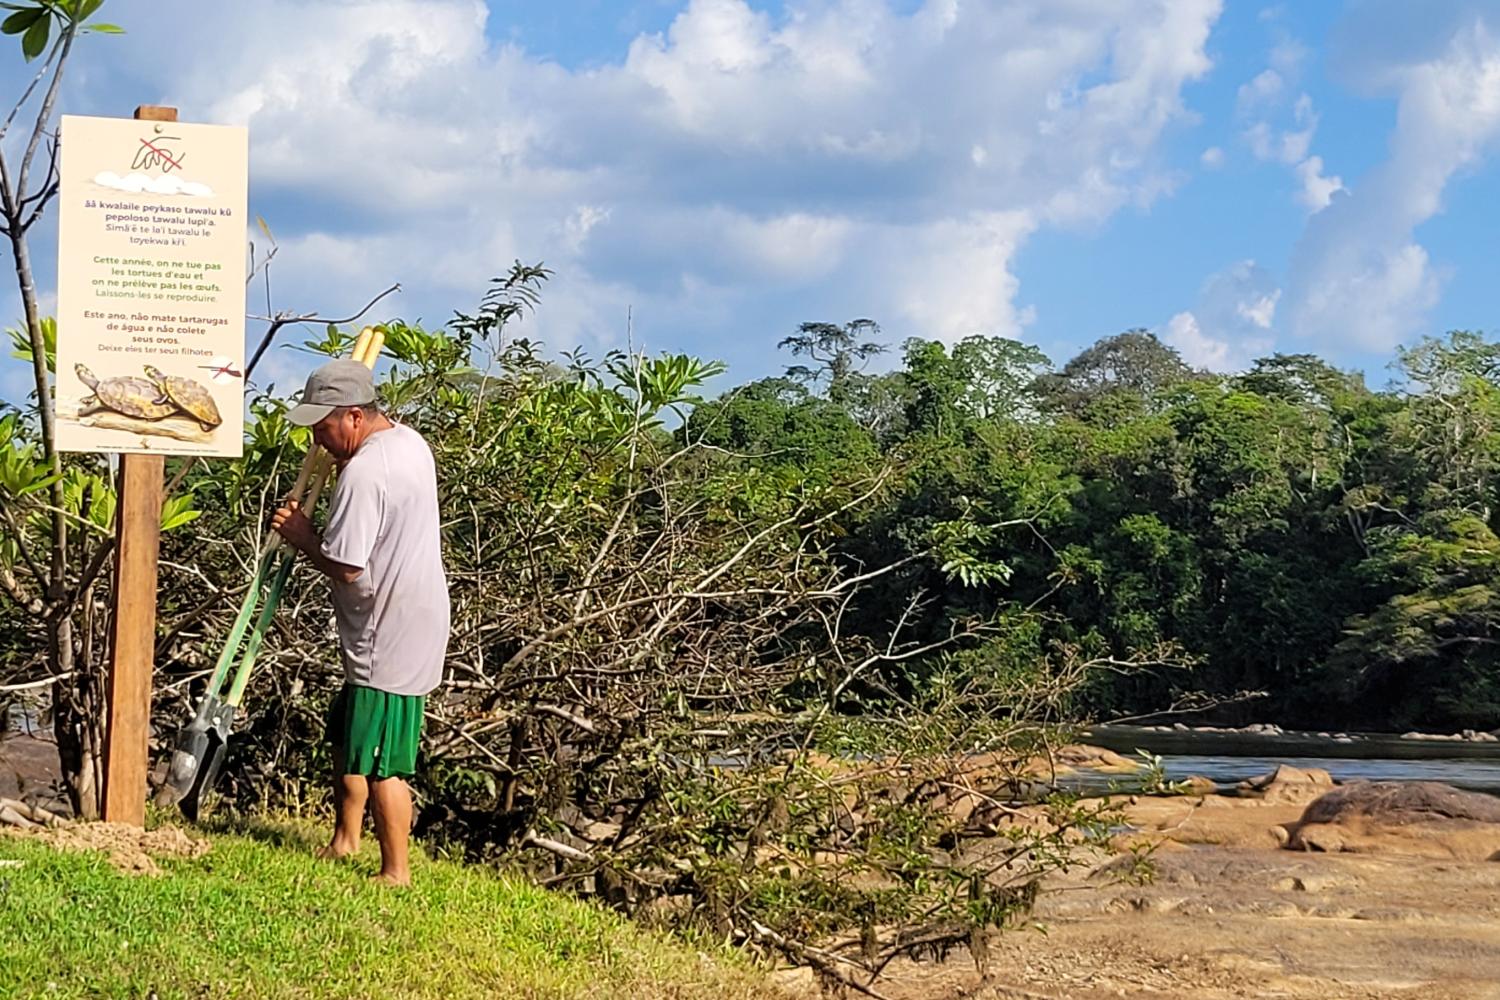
[961,744,1142,783]
[1111,793,1308,850]
[1051,744,1141,774]
[1282,781,1500,861]
[1236,764,1335,805]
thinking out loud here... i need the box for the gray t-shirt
[320,422,449,696]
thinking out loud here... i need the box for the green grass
[0,818,771,1000]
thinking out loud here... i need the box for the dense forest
[689,321,1500,734]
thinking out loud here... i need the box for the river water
[1079,725,1500,794]
[10,706,1500,794]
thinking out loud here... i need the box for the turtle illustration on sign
[75,363,178,420]
[144,365,222,431]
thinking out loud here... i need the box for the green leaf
[7,318,57,374]
[160,494,201,532]
[84,21,122,33]
[20,13,48,59]
[1,8,42,34]
[16,472,60,496]
[160,507,201,531]
[78,0,102,19]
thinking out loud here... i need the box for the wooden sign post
[102,456,164,823]
[101,105,175,825]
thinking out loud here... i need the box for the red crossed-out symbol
[199,361,242,379]
[138,137,183,172]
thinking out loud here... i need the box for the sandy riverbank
[869,783,1500,999]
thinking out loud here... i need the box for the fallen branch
[0,803,37,828]
[0,797,61,826]
[748,919,890,1000]
[522,830,594,863]
[0,672,69,693]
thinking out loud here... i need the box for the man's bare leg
[369,775,413,885]
[318,750,367,860]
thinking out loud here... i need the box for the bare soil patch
[2,819,209,875]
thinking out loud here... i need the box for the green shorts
[326,683,426,780]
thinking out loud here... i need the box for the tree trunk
[10,224,96,815]
[51,617,105,819]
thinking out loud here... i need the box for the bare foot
[316,841,357,861]
[371,871,410,887]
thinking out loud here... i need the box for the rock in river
[1282,780,1500,861]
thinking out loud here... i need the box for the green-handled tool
[156,328,382,818]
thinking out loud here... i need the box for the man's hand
[271,499,318,554]
[271,499,364,584]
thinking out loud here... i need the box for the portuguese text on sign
[55,114,247,457]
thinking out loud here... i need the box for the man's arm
[271,500,363,584]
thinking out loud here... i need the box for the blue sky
[4,0,1500,402]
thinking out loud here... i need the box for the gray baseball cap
[287,358,377,426]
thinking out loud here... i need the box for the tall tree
[1391,331,1500,519]
[1035,329,1194,416]
[950,335,1051,421]
[780,318,886,405]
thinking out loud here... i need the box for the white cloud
[1163,260,1279,371]
[886,211,1037,341]
[720,211,855,282]
[560,205,610,255]
[1294,155,1345,210]
[1200,146,1226,169]
[1285,11,1500,350]
[1270,39,1310,76]
[1237,68,1284,115]
[1244,121,1275,161]
[1236,34,1344,215]
[1165,311,1230,370]
[1278,94,1318,163]
[1237,290,1280,329]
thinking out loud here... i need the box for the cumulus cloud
[559,205,610,256]
[1200,146,1226,169]
[1293,155,1344,210]
[1237,68,1285,115]
[885,211,1037,341]
[1236,29,1344,215]
[1163,260,1278,372]
[1165,311,1230,370]
[1278,94,1318,163]
[1270,38,1310,76]
[1285,8,1500,350]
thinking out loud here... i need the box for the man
[271,358,449,886]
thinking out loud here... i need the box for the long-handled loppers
[156,327,384,819]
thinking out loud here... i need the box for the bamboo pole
[207,328,382,690]
[218,328,384,705]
